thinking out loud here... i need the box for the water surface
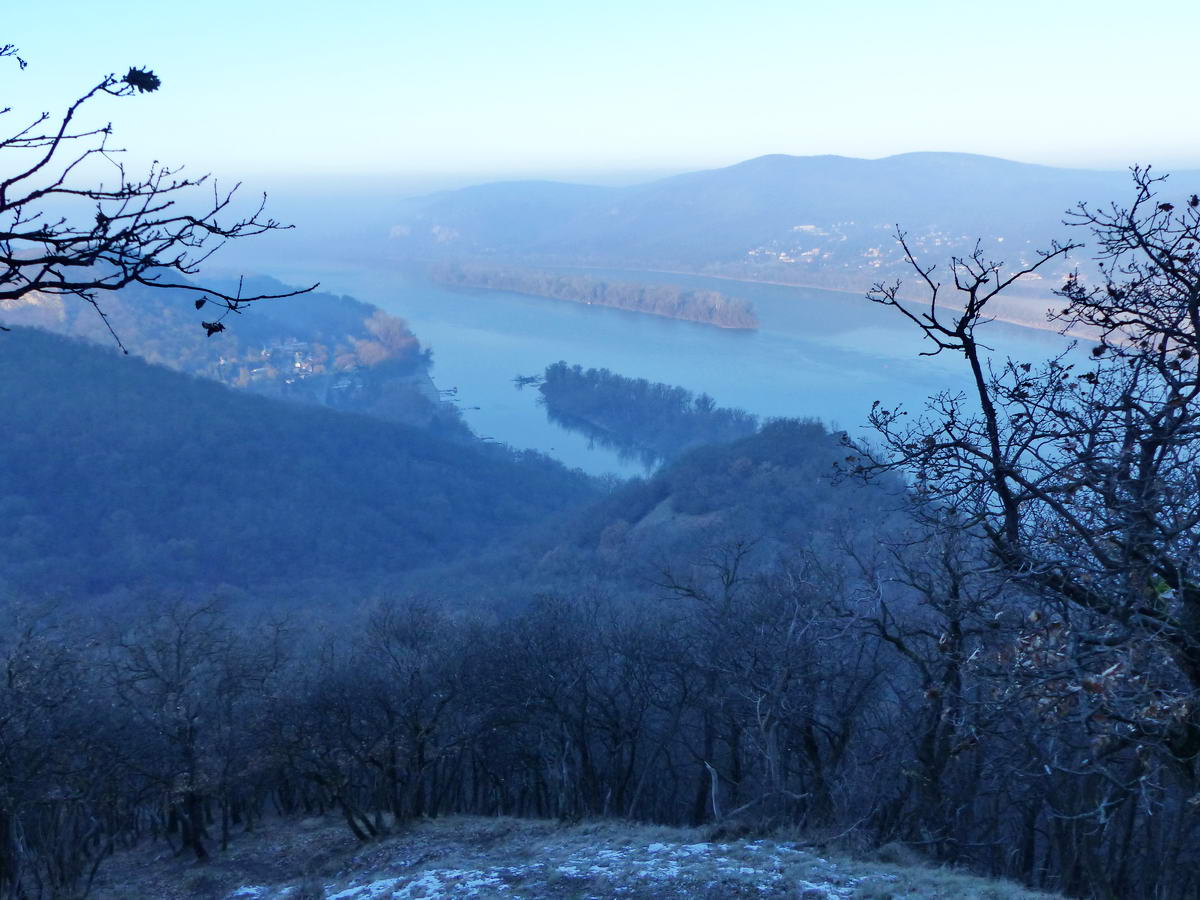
[265,262,1080,477]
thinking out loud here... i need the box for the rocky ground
[92,815,1057,899]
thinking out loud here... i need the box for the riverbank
[556,263,1099,343]
[427,262,760,330]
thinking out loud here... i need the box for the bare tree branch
[1,54,315,346]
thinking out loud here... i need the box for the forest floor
[91,815,1058,900]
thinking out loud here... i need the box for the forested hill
[0,276,456,431]
[388,153,1199,294]
[0,276,417,377]
[410,417,902,610]
[0,327,597,603]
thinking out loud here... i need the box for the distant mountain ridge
[389,152,1200,297]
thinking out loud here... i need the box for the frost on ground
[91,816,1057,900]
[292,831,855,900]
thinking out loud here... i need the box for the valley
[3,92,1196,896]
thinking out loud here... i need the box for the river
[261,261,1081,477]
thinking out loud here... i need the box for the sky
[4,0,1199,186]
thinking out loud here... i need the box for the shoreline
[554,263,1097,342]
[398,255,1096,343]
[427,276,759,331]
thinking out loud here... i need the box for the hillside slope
[410,417,901,612]
[0,327,596,603]
[0,276,460,431]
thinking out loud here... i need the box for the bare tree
[0,604,117,900]
[853,167,1200,819]
[1,45,313,347]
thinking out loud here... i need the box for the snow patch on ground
[91,813,1056,900]
[232,831,868,899]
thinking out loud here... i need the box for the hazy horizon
[6,0,1200,182]
[260,149,1195,195]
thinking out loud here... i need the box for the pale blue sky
[4,0,1198,182]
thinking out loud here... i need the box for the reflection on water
[260,261,1081,478]
[542,404,663,473]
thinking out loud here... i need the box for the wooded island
[531,361,760,467]
[429,263,758,329]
